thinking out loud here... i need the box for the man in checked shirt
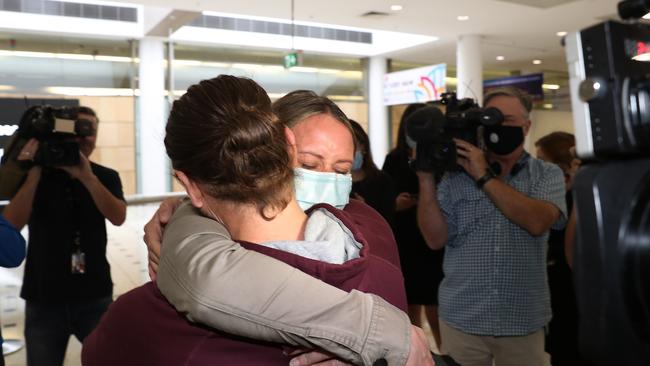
[417,87,567,366]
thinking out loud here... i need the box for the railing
[124,192,186,205]
[0,192,186,209]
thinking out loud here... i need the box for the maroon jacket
[82,201,406,365]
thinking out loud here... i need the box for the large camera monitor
[566,21,650,160]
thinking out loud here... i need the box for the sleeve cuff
[361,294,411,366]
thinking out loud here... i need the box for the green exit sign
[284,52,299,69]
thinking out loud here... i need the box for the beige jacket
[157,201,411,365]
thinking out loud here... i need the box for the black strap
[476,169,496,189]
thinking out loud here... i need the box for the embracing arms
[148,200,432,366]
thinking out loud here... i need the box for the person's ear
[523,119,532,136]
[285,127,298,166]
[174,170,205,208]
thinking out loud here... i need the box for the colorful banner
[383,63,446,106]
[483,73,544,100]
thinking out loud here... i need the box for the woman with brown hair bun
[82,76,431,366]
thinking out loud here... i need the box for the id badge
[71,250,86,274]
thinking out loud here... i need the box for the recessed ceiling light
[496,56,505,61]
[542,84,560,90]
[457,15,470,21]
[533,59,542,65]
[390,5,403,11]
[643,12,650,19]
[556,31,567,37]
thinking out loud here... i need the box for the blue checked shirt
[437,153,567,336]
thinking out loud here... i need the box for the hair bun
[165,75,294,214]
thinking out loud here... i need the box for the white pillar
[456,34,483,103]
[136,38,170,194]
[366,56,389,168]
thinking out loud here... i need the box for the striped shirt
[437,153,567,336]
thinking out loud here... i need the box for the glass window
[0,34,137,194]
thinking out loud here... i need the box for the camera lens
[621,172,650,342]
[627,79,650,150]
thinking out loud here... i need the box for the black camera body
[404,92,503,173]
[565,12,650,366]
[8,105,95,167]
[566,20,650,160]
[571,159,650,366]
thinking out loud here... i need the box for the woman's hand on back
[288,349,352,366]
[143,197,183,281]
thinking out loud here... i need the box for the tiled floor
[2,203,439,366]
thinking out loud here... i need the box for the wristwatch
[475,169,496,189]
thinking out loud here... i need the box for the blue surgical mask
[352,151,364,171]
[294,168,352,211]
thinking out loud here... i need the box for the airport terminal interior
[0,0,648,365]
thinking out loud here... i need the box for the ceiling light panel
[174,12,437,57]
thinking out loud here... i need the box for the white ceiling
[116,0,619,74]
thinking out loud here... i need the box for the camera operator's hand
[17,138,39,162]
[3,139,43,230]
[453,138,489,180]
[59,153,94,183]
[18,139,42,186]
[143,197,183,281]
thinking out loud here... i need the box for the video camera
[566,19,650,160]
[404,92,504,173]
[2,105,95,167]
[0,105,95,199]
[564,1,650,364]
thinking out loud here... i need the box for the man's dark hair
[165,75,293,216]
[76,106,99,122]
[535,131,576,173]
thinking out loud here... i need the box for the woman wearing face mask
[348,119,397,226]
[140,88,433,366]
[82,76,427,365]
[535,132,585,366]
[277,90,358,211]
[382,103,444,350]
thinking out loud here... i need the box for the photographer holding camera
[416,87,567,366]
[7,106,126,366]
